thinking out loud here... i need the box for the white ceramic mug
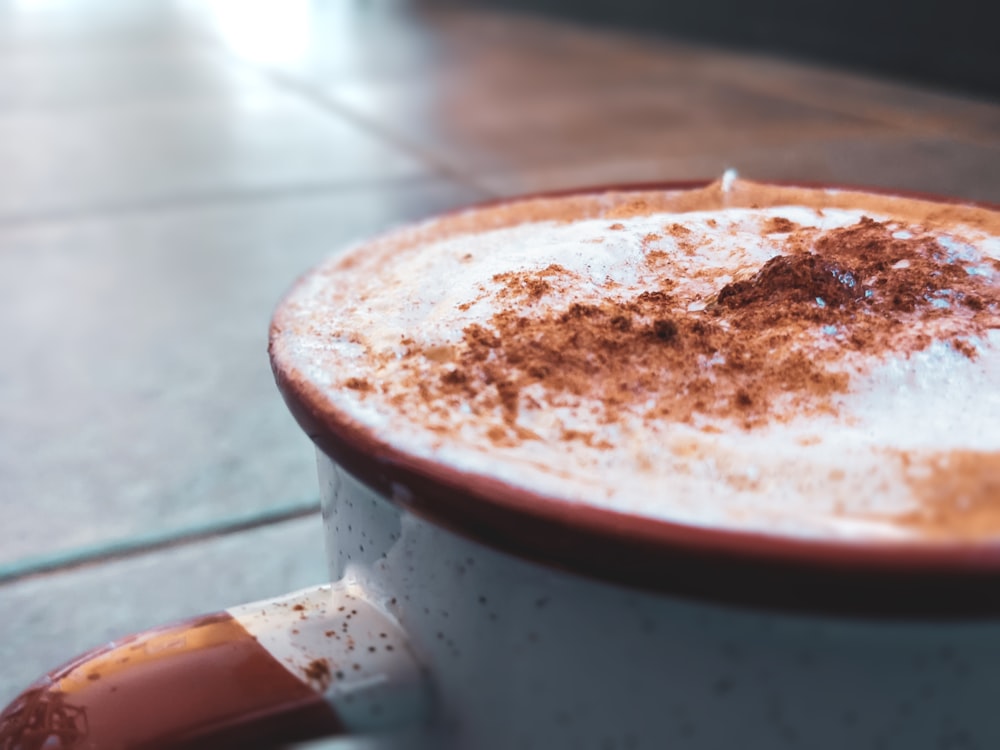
[3,182,999,750]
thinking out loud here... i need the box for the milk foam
[273,183,1000,542]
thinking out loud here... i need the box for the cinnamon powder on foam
[394,217,999,438]
[279,181,1000,539]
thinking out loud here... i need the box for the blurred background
[0,0,997,706]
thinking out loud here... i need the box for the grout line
[0,499,321,586]
[0,172,460,229]
[211,55,500,200]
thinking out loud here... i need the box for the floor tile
[0,0,272,114]
[692,50,1000,146]
[0,515,327,706]
[272,8,895,177]
[0,0,294,124]
[325,70,887,175]
[0,90,434,222]
[212,2,704,101]
[478,134,1000,204]
[201,0,462,83]
[0,45,273,113]
[0,178,487,567]
[258,5,997,179]
[0,0,212,56]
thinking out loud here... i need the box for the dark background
[453,0,1000,99]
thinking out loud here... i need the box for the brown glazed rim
[271,180,1000,619]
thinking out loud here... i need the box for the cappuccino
[271,179,1000,542]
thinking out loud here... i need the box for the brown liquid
[0,612,343,749]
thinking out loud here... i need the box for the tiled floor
[1,0,997,710]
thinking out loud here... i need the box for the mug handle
[0,583,429,749]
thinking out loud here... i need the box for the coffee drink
[271,177,1000,543]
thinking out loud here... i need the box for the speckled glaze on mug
[317,457,1000,749]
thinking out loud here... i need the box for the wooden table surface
[0,0,997,706]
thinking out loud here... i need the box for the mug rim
[270,179,1000,618]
